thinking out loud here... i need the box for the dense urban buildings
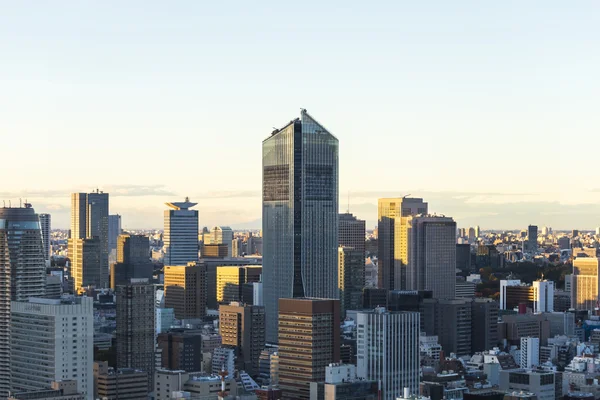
[377,197,428,290]
[216,266,262,304]
[0,204,47,398]
[262,110,339,343]
[356,307,420,400]
[93,361,148,400]
[164,263,207,319]
[278,298,340,400]
[163,198,199,265]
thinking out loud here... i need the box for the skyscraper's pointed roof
[300,108,337,139]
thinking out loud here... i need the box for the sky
[1,1,599,230]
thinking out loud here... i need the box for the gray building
[262,109,339,343]
[527,225,538,253]
[471,298,499,352]
[339,213,366,255]
[115,280,155,389]
[422,298,472,357]
[108,214,122,260]
[164,198,199,266]
[110,234,152,288]
[499,370,557,400]
[38,213,51,263]
[0,204,47,398]
[338,246,364,315]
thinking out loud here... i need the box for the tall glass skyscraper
[163,198,199,266]
[262,109,339,343]
[0,203,47,398]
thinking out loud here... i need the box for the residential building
[520,337,540,369]
[10,297,93,400]
[110,234,153,288]
[216,266,262,304]
[571,257,599,312]
[377,197,428,290]
[338,246,364,315]
[219,302,266,376]
[164,198,199,266]
[93,361,148,400]
[115,280,155,388]
[0,204,47,398]
[9,381,84,400]
[356,308,420,400]
[263,110,339,343]
[164,263,207,319]
[38,213,51,263]
[278,298,340,400]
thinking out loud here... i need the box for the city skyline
[2,2,600,230]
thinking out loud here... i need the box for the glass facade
[262,110,339,343]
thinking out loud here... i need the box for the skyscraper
[527,225,538,253]
[38,213,51,263]
[278,298,340,400]
[338,212,366,254]
[110,234,153,288]
[0,204,47,398]
[338,246,364,315]
[377,198,428,290]
[262,109,339,343]
[210,226,234,258]
[520,337,540,369]
[164,198,199,265]
[406,215,456,299]
[68,191,109,291]
[356,308,420,400]
[164,263,206,319]
[115,279,155,389]
[571,257,599,312]
[108,214,122,261]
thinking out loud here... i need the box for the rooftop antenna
[402,193,412,199]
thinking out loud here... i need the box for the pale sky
[1,1,599,230]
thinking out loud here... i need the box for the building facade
[338,247,364,315]
[110,234,153,289]
[262,110,339,343]
[38,213,51,263]
[164,263,206,319]
[93,361,148,400]
[216,266,262,304]
[164,198,199,266]
[571,257,599,312]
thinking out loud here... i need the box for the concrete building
[10,297,93,400]
[520,337,540,369]
[108,214,122,258]
[406,215,457,299]
[499,370,557,400]
[338,246,364,315]
[164,263,207,319]
[527,225,538,253]
[571,257,599,312]
[309,363,378,400]
[9,381,84,400]
[209,226,234,258]
[278,298,340,400]
[356,308,420,400]
[155,308,175,335]
[38,213,51,263]
[216,266,262,304]
[45,274,63,299]
[154,370,239,400]
[471,298,499,352]
[110,234,153,289]
[219,302,266,377]
[377,197,428,290]
[456,281,476,299]
[499,314,550,346]
[263,110,339,343]
[338,213,366,255]
[533,280,555,313]
[157,329,203,372]
[500,280,523,310]
[211,347,235,376]
[115,280,155,388]
[421,298,472,357]
[163,198,199,266]
[93,361,148,400]
[0,204,48,398]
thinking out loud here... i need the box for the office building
[45,274,62,299]
[115,280,155,388]
[110,234,153,288]
[406,215,456,298]
[242,282,263,306]
[69,191,109,291]
[499,314,550,346]
[526,225,538,253]
[108,214,121,257]
[157,329,203,372]
[154,370,240,400]
[164,263,207,319]
[520,337,540,369]
[499,370,556,400]
[338,213,366,254]
[571,257,599,311]
[10,297,93,400]
[471,298,499,352]
[422,298,472,356]
[456,281,476,298]
[93,361,148,400]
[356,308,420,400]
[155,308,175,335]
[363,288,388,309]
[212,347,236,376]
[309,363,378,400]
[38,213,51,263]
[202,244,229,258]
[338,246,364,315]
[164,198,199,265]
[216,266,262,304]
[263,110,339,343]
[9,381,85,400]
[388,290,432,312]
[219,302,266,376]
[533,280,554,313]
[278,298,340,400]
[0,204,47,398]
[209,226,234,258]
[377,197,428,290]
[500,280,529,310]
[456,244,472,272]
[557,237,570,250]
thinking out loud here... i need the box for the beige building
[572,257,599,311]
[164,263,207,319]
[93,361,148,400]
[216,266,262,304]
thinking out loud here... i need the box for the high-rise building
[210,226,234,258]
[164,263,207,319]
[421,298,472,357]
[471,298,499,352]
[108,214,122,253]
[338,213,366,254]
[406,215,456,299]
[68,191,109,291]
[356,308,420,400]
[533,280,554,313]
[219,302,266,376]
[164,198,199,266]
[278,298,340,400]
[527,225,538,253]
[115,279,155,389]
[571,257,599,312]
[156,329,203,372]
[38,213,51,263]
[338,246,364,315]
[216,266,262,304]
[377,198,428,290]
[520,337,540,369]
[0,204,47,398]
[262,110,339,343]
[475,225,480,238]
[110,234,153,289]
[10,297,93,400]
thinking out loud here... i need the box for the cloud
[0,184,177,199]
[194,191,260,199]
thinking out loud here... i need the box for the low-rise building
[93,362,148,400]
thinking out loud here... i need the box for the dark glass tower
[262,109,339,343]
